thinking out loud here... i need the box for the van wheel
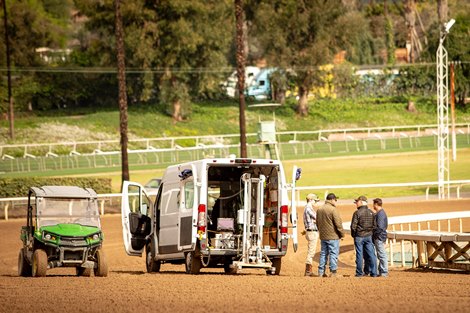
[18,249,32,277]
[267,258,282,275]
[32,249,48,277]
[76,267,91,277]
[94,249,108,277]
[146,243,161,273]
[185,251,201,274]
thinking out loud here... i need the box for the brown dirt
[1,199,470,313]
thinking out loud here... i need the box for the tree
[248,0,348,116]
[115,0,129,182]
[235,0,247,158]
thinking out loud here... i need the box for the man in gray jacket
[316,193,345,277]
[350,195,377,277]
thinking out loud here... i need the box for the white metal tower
[436,19,455,199]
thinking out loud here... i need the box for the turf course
[88,148,470,199]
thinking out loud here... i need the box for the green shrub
[0,177,112,198]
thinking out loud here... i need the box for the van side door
[157,181,180,254]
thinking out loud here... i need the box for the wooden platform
[387,230,470,271]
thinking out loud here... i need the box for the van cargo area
[199,162,286,274]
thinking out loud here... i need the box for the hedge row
[0,177,112,198]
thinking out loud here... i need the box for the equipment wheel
[76,267,91,276]
[185,250,201,274]
[223,262,238,275]
[94,249,108,277]
[18,249,32,277]
[267,258,282,275]
[146,243,161,273]
[32,249,48,277]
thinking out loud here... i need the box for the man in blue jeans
[372,198,389,277]
[316,193,345,277]
[350,195,377,277]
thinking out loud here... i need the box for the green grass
[282,148,470,200]
[62,148,470,198]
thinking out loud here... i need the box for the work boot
[329,270,338,277]
[304,264,314,277]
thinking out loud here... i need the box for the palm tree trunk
[115,0,130,183]
[235,0,247,158]
[2,0,14,139]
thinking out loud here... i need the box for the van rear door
[178,164,198,250]
[121,181,153,256]
[290,166,301,252]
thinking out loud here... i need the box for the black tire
[146,243,161,273]
[18,249,32,277]
[267,258,282,276]
[185,250,201,274]
[32,249,48,277]
[223,262,238,275]
[76,267,92,277]
[94,249,108,277]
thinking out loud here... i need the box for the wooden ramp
[388,230,470,271]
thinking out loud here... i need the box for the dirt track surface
[1,199,470,313]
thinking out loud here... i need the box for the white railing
[295,179,470,201]
[1,122,469,159]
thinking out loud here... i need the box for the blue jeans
[318,239,340,275]
[374,238,388,276]
[354,236,377,277]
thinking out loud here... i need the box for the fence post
[100,200,105,216]
[4,203,9,221]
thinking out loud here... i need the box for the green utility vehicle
[18,186,108,277]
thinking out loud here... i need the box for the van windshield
[36,197,100,228]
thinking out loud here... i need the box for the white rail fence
[1,122,469,159]
[295,179,470,201]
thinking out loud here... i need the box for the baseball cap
[306,193,320,201]
[354,195,368,203]
[326,193,338,201]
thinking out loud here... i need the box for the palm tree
[235,0,247,158]
[2,0,14,139]
[114,0,129,183]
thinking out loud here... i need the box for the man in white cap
[303,193,320,276]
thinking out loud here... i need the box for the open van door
[290,166,301,252]
[121,181,153,256]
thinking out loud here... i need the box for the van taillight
[197,204,206,232]
[280,205,288,234]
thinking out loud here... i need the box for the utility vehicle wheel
[32,249,48,277]
[146,243,161,273]
[18,249,32,277]
[76,267,92,277]
[94,249,108,277]
[267,258,282,276]
[185,251,201,274]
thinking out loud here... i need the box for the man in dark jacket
[316,193,344,277]
[350,195,377,277]
[372,198,389,277]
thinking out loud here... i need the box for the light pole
[436,18,455,200]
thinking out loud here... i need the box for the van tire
[185,250,201,274]
[146,243,161,273]
[18,249,32,277]
[267,258,282,275]
[32,249,48,277]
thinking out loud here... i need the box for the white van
[121,157,301,275]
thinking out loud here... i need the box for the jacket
[316,200,345,240]
[350,205,375,238]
